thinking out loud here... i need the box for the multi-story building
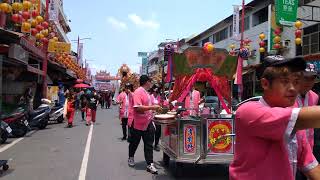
[186,0,320,99]
[147,50,160,77]
[187,0,320,66]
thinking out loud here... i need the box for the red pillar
[42,0,50,98]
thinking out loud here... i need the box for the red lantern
[31,10,39,18]
[274,28,282,36]
[22,11,30,20]
[274,43,281,49]
[41,37,49,44]
[11,13,20,23]
[31,28,38,36]
[36,25,44,31]
[259,41,266,47]
[295,29,302,38]
[42,21,49,29]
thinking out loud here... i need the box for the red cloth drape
[170,68,231,113]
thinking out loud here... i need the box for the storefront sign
[183,124,196,154]
[47,86,59,101]
[8,44,29,64]
[207,119,233,154]
[48,41,71,53]
[20,37,46,60]
[48,0,59,22]
[275,0,298,26]
[232,5,240,40]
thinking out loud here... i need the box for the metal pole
[238,0,245,102]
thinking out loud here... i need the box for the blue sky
[64,0,241,75]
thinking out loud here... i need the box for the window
[302,0,316,5]
[301,24,320,55]
[239,16,250,31]
[229,25,233,37]
[252,7,268,27]
[215,27,228,43]
[202,37,209,47]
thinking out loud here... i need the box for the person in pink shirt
[294,63,319,180]
[295,63,319,149]
[117,83,134,141]
[128,75,161,174]
[150,84,162,151]
[184,87,201,116]
[230,56,320,180]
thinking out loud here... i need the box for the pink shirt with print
[229,98,318,180]
[133,87,153,131]
[118,92,134,126]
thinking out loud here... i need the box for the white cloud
[128,14,160,29]
[107,17,127,30]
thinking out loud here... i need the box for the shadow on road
[0,169,14,178]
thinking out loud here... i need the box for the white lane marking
[0,130,35,153]
[78,124,94,180]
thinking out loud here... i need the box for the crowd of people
[116,75,169,174]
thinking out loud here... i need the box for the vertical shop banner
[78,43,83,65]
[232,5,240,40]
[275,0,298,26]
[48,0,59,22]
[183,124,196,155]
[207,119,233,154]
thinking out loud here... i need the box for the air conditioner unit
[281,40,291,49]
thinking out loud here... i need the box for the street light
[71,36,92,65]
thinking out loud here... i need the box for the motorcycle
[1,107,30,137]
[49,100,64,123]
[0,120,12,144]
[27,99,51,130]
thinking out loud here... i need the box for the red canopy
[74,83,90,88]
[170,68,231,113]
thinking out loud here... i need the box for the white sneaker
[146,163,158,174]
[128,157,135,167]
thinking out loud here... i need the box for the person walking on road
[86,90,99,126]
[64,90,76,128]
[80,89,87,121]
[128,75,161,174]
[117,83,134,141]
[105,90,112,109]
[150,84,162,152]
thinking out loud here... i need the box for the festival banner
[207,119,233,154]
[183,124,196,155]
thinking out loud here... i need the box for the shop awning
[27,65,44,76]
[0,28,23,45]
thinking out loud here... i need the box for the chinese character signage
[48,41,71,53]
[49,0,59,22]
[183,124,196,154]
[207,119,233,154]
[276,0,298,26]
[232,5,240,40]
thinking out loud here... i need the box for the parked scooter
[1,107,30,137]
[0,120,12,144]
[49,100,64,123]
[27,99,50,130]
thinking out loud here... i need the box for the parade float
[117,64,139,91]
[153,43,238,176]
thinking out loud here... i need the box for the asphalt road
[0,106,229,180]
